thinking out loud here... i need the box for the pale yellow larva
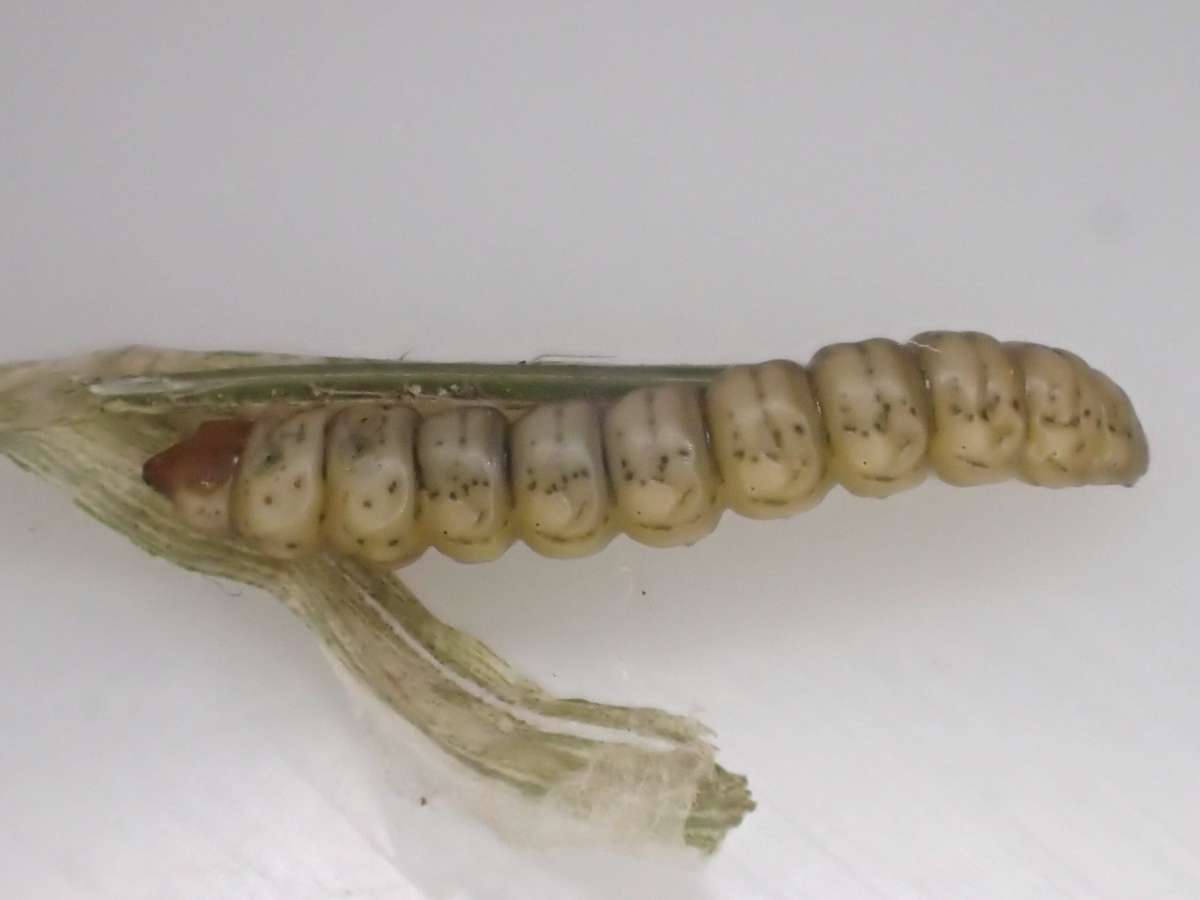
[143,332,1149,565]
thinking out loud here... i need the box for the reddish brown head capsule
[143,419,253,499]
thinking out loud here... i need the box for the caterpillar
[142,332,1149,565]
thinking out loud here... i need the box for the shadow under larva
[143,331,1149,568]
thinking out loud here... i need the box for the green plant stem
[89,358,727,413]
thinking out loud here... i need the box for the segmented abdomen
[144,332,1149,565]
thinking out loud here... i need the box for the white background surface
[2,3,1198,898]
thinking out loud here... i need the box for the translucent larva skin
[603,385,722,547]
[511,400,616,558]
[706,361,830,518]
[230,410,331,557]
[912,331,1026,486]
[323,405,426,564]
[144,331,1149,566]
[810,339,932,498]
[417,407,515,562]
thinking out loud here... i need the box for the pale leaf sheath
[0,347,755,855]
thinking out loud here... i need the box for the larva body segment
[603,385,723,547]
[417,407,514,562]
[912,331,1026,486]
[706,361,830,518]
[1009,343,1105,487]
[810,339,931,498]
[231,409,331,557]
[511,400,616,558]
[323,405,426,564]
[142,331,1150,567]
